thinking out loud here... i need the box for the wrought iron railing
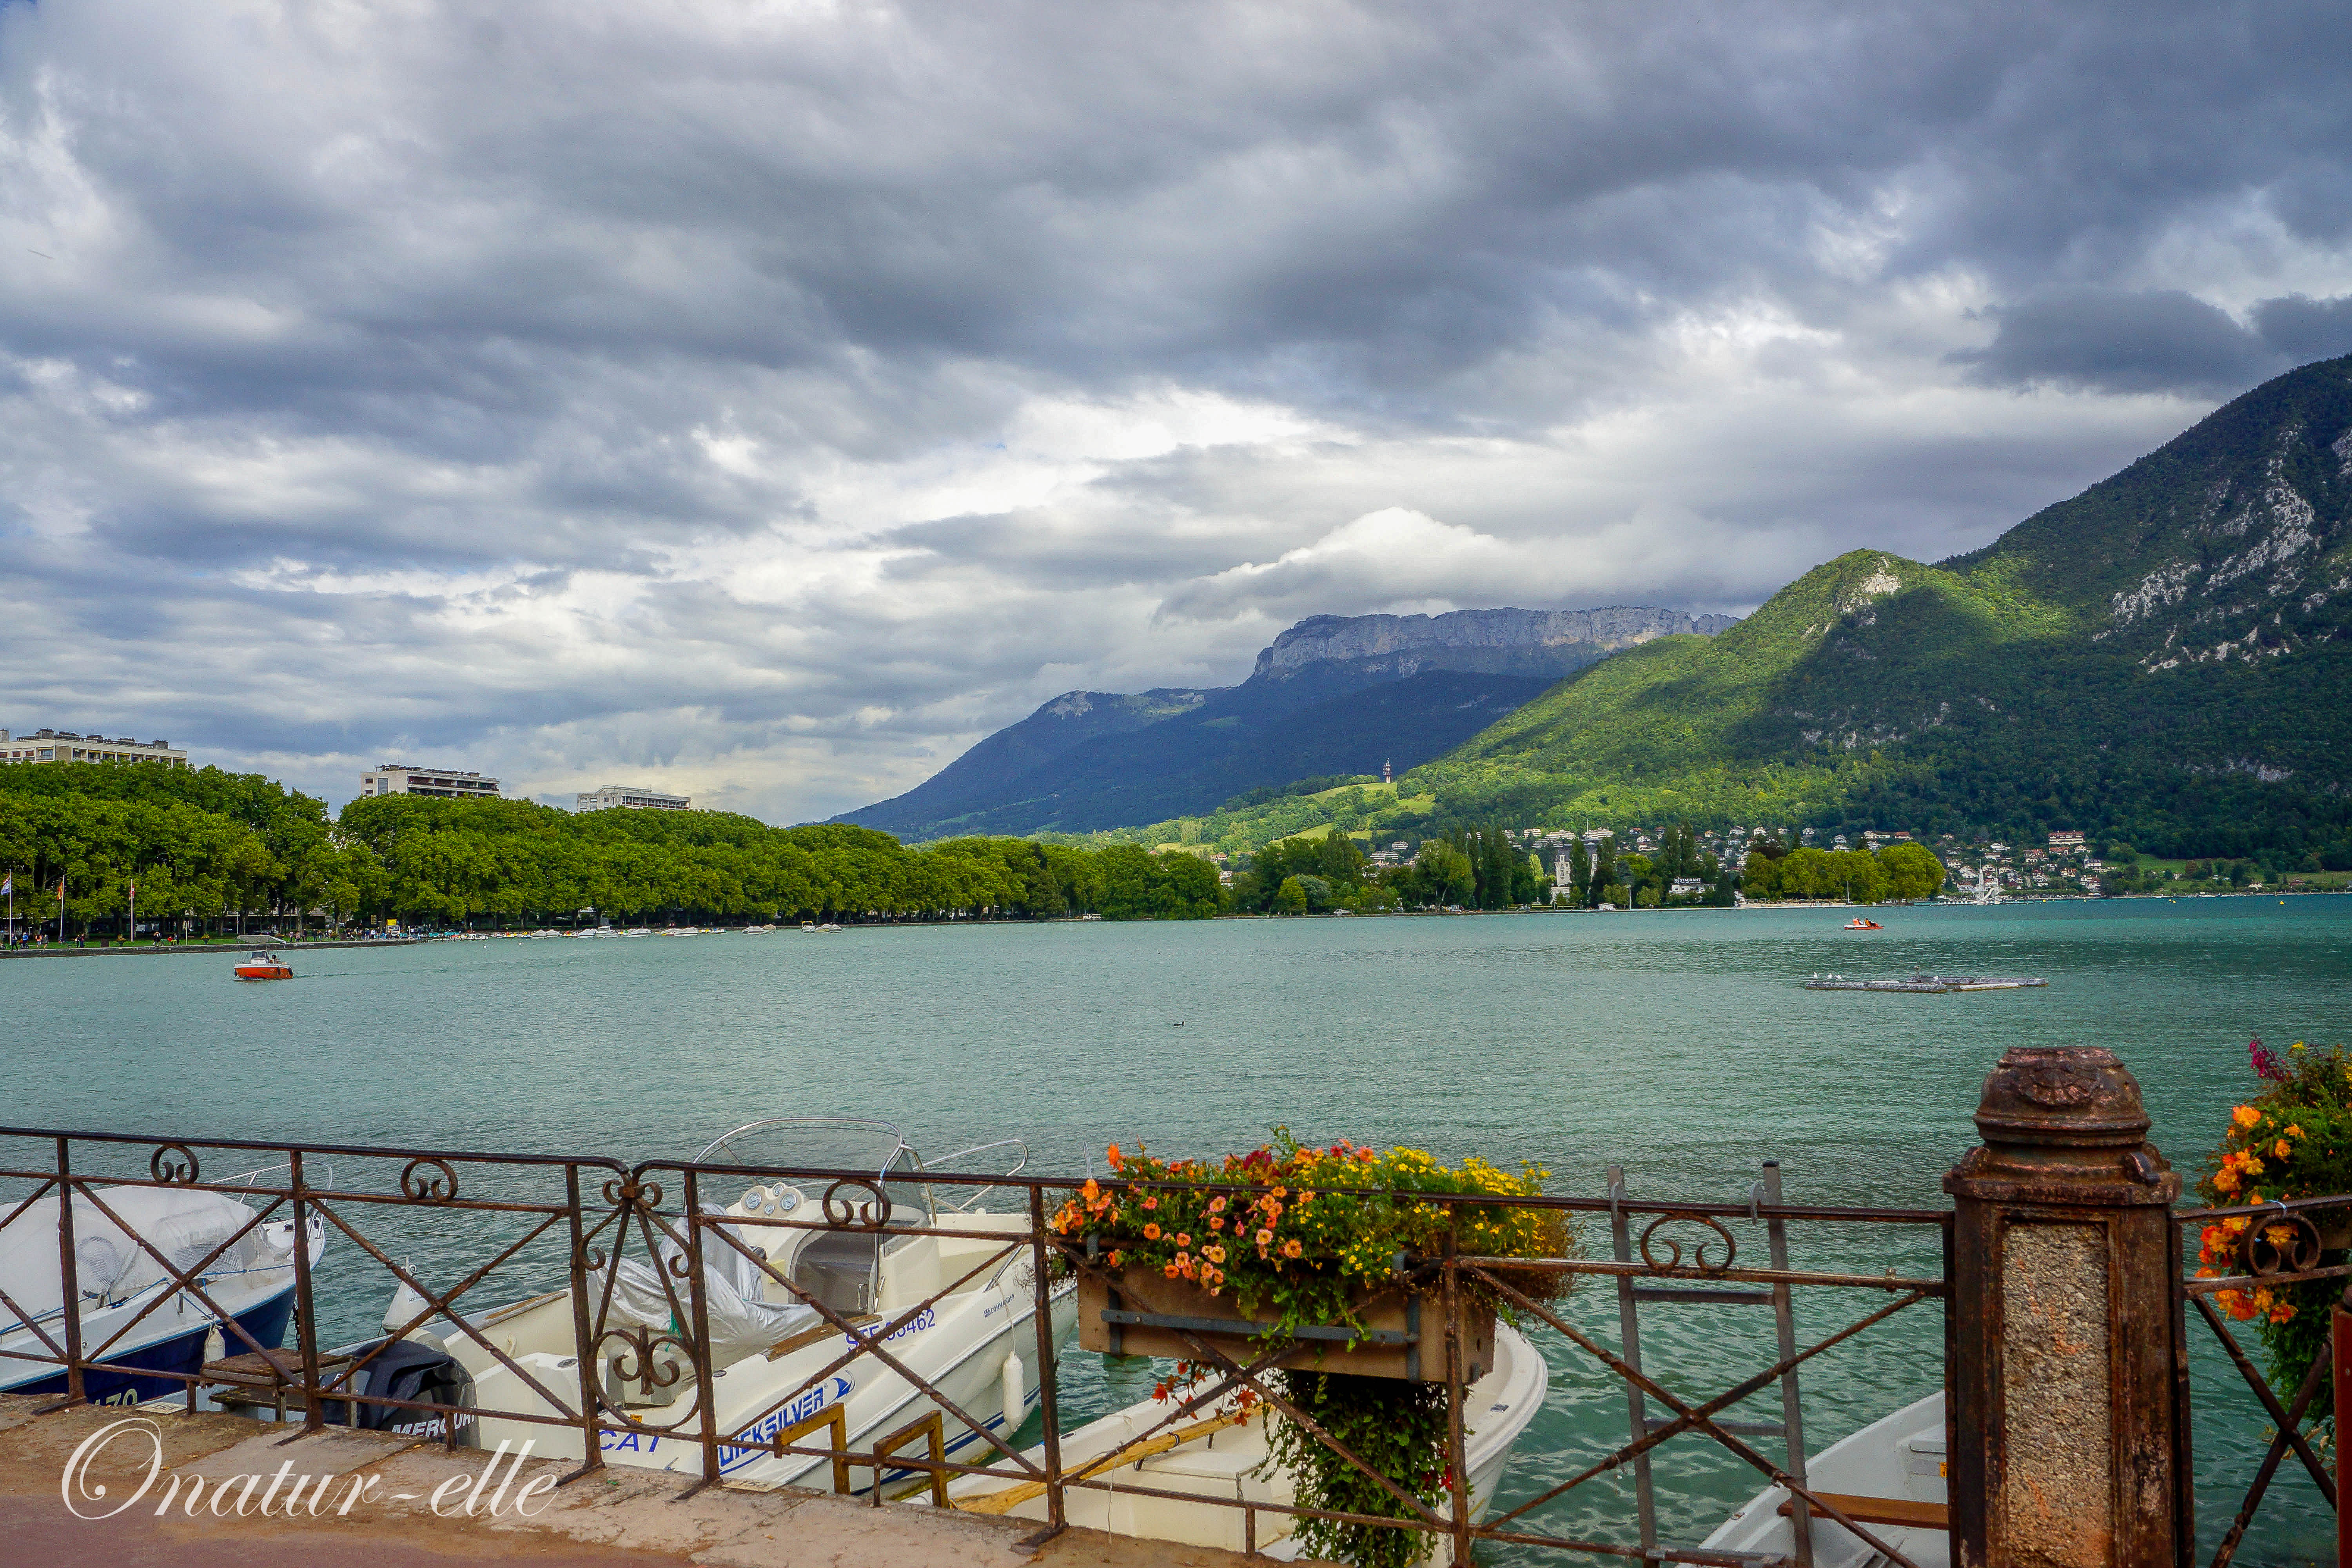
[0,1122,1982,1567]
[2174,1191,2352,1568]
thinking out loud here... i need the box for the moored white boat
[0,1181,325,1406]
[943,1321,1548,1563]
[1702,1390,1947,1568]
[439,1120,1075,1492]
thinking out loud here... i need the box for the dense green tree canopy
[0,765,1230,934]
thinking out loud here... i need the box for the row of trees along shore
[0,760,1949,938]
[0,763,1219,935]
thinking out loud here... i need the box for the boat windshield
[691,1118,913,1182]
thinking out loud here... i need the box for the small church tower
[1383,759,1392,784]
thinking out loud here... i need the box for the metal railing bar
[1452,1254,1947,1295]
[1487,1289,1930,1529]
[1469,1265,1925,1568]
[2190,1293,2336,1508]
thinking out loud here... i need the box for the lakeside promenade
[0,1394,1257,1568]
[0,938,417,958]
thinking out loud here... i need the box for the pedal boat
[943,1321,1547,1562]
[0,1177,325,1405]
[1702,1389,1947,1568]
[233,950,294,980]
[444,1120,1077,1492]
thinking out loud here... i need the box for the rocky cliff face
[1254,606,1737,678]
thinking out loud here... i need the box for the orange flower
[2287,1124,2305,1139]
[2233,1105,2261,1131]
[1208,1196,1227,1214]
[1175,1233,1191,1248]
[2274,1139,2293,1161]
[1142,1195,1158,1210]
[1209,1216,1224,1231]
[1255,1228,1274,1246]
[1107,1144,1124,1170]
[2213,1168,2242,1194]
[1083,1178,1101,1201]
[1164,1263,1182,1278]
[1143,1222,1161,1240]
[1109,1250,1123,1267]
[1204,1245,1226,1264]
[1282,1238,1303,1259]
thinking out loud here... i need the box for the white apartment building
[361,765,499,800]
[1,729,187,768]
[576,784,692,813]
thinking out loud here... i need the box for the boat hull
[1704,1388,1947,1568]
[946,1321,1548,1564]
[2,1284,296,1407]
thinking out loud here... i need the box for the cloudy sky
[4,1,2350,821]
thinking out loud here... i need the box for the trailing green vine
[1261,1370,1451,1568]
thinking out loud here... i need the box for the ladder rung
[1645,1416,1786,1437]
[1630,1287,1774,1305]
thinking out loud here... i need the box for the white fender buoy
[1001,1350,1025,1436]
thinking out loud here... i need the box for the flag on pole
[0,873,10,896]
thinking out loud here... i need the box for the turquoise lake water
[4,895,2348,1562]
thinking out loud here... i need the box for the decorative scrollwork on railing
[2241,1210,2325,1278]
[603,1176,663,1211]
[822,1178,893,1231]
[149,1143,201,1185]
[592,1325,702,1430]
[399,1156,461,1204]
[1639,1212,1740,1276]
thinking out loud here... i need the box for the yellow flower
[2274,1139,2293,1161]
[2287,1125,2305,1139]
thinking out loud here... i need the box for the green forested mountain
[837,606,1731,840]
[1410,356,2352,860]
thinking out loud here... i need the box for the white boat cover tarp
[0,1185,273,1327]
[605,1208,817,1367]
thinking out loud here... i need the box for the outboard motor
[327,1338,477,1445]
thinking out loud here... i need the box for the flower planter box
[1077,1267,1494,1383]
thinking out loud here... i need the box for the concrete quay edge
[0,1394,1293,1568]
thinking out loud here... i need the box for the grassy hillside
[1405,356,2352,860]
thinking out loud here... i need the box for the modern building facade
[1,729,188,768]
[360,765,500,800]
[576,784,692,812]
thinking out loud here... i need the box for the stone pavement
[0,1395,1290,1568]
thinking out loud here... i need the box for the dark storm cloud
[0,0,2349,816]
[1955,288,2280,396]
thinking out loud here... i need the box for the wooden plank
[1778,1492,1949,1531]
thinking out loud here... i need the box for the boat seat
[1779,1492,1949,1531]
[793,1230,883,1316]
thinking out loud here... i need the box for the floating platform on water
[1804,972,2048,993]
[1924,974,2047,990]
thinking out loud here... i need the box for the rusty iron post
[1944,1046,2186,1568]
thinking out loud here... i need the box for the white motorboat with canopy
[427,1118,1076,1491]
[0,1167,326,1406]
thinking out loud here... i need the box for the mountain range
[837,607,1735,839]
[1411,355,2352,858]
